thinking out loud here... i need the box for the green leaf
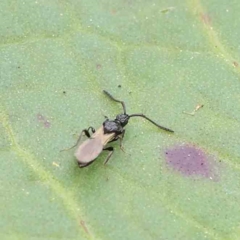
[1,0,240,239]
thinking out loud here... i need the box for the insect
[63,90,174,168]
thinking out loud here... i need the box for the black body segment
[103,119,124,134]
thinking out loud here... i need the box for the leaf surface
[1,1,240,239]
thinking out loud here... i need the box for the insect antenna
[103,90,127,114]
[129,114,174,133]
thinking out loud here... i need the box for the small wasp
[63,90,174,168]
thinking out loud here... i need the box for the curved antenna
[103,90,127,114]
[129,114,174,133]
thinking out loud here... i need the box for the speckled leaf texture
[0,1,240,240]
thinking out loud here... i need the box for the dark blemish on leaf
[200,13,211,25]
[165,144,218,180]
[63,91,66,94]
[233,61,239,67]
[118,84,121,88]
[96,64,102,70]
[80,220,90,235]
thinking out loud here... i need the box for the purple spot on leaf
[36,113,51,128]
[165,144,218,180]
[44,121,51,128]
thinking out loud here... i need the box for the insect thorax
[103,120,123,134]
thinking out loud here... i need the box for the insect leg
[108,131,125,152]
[87,126,95,134]
[119,129,125,152]
[60,127,95,152]
[103,147,114,165]
[78,160,95,168]
[87,127,95,139]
